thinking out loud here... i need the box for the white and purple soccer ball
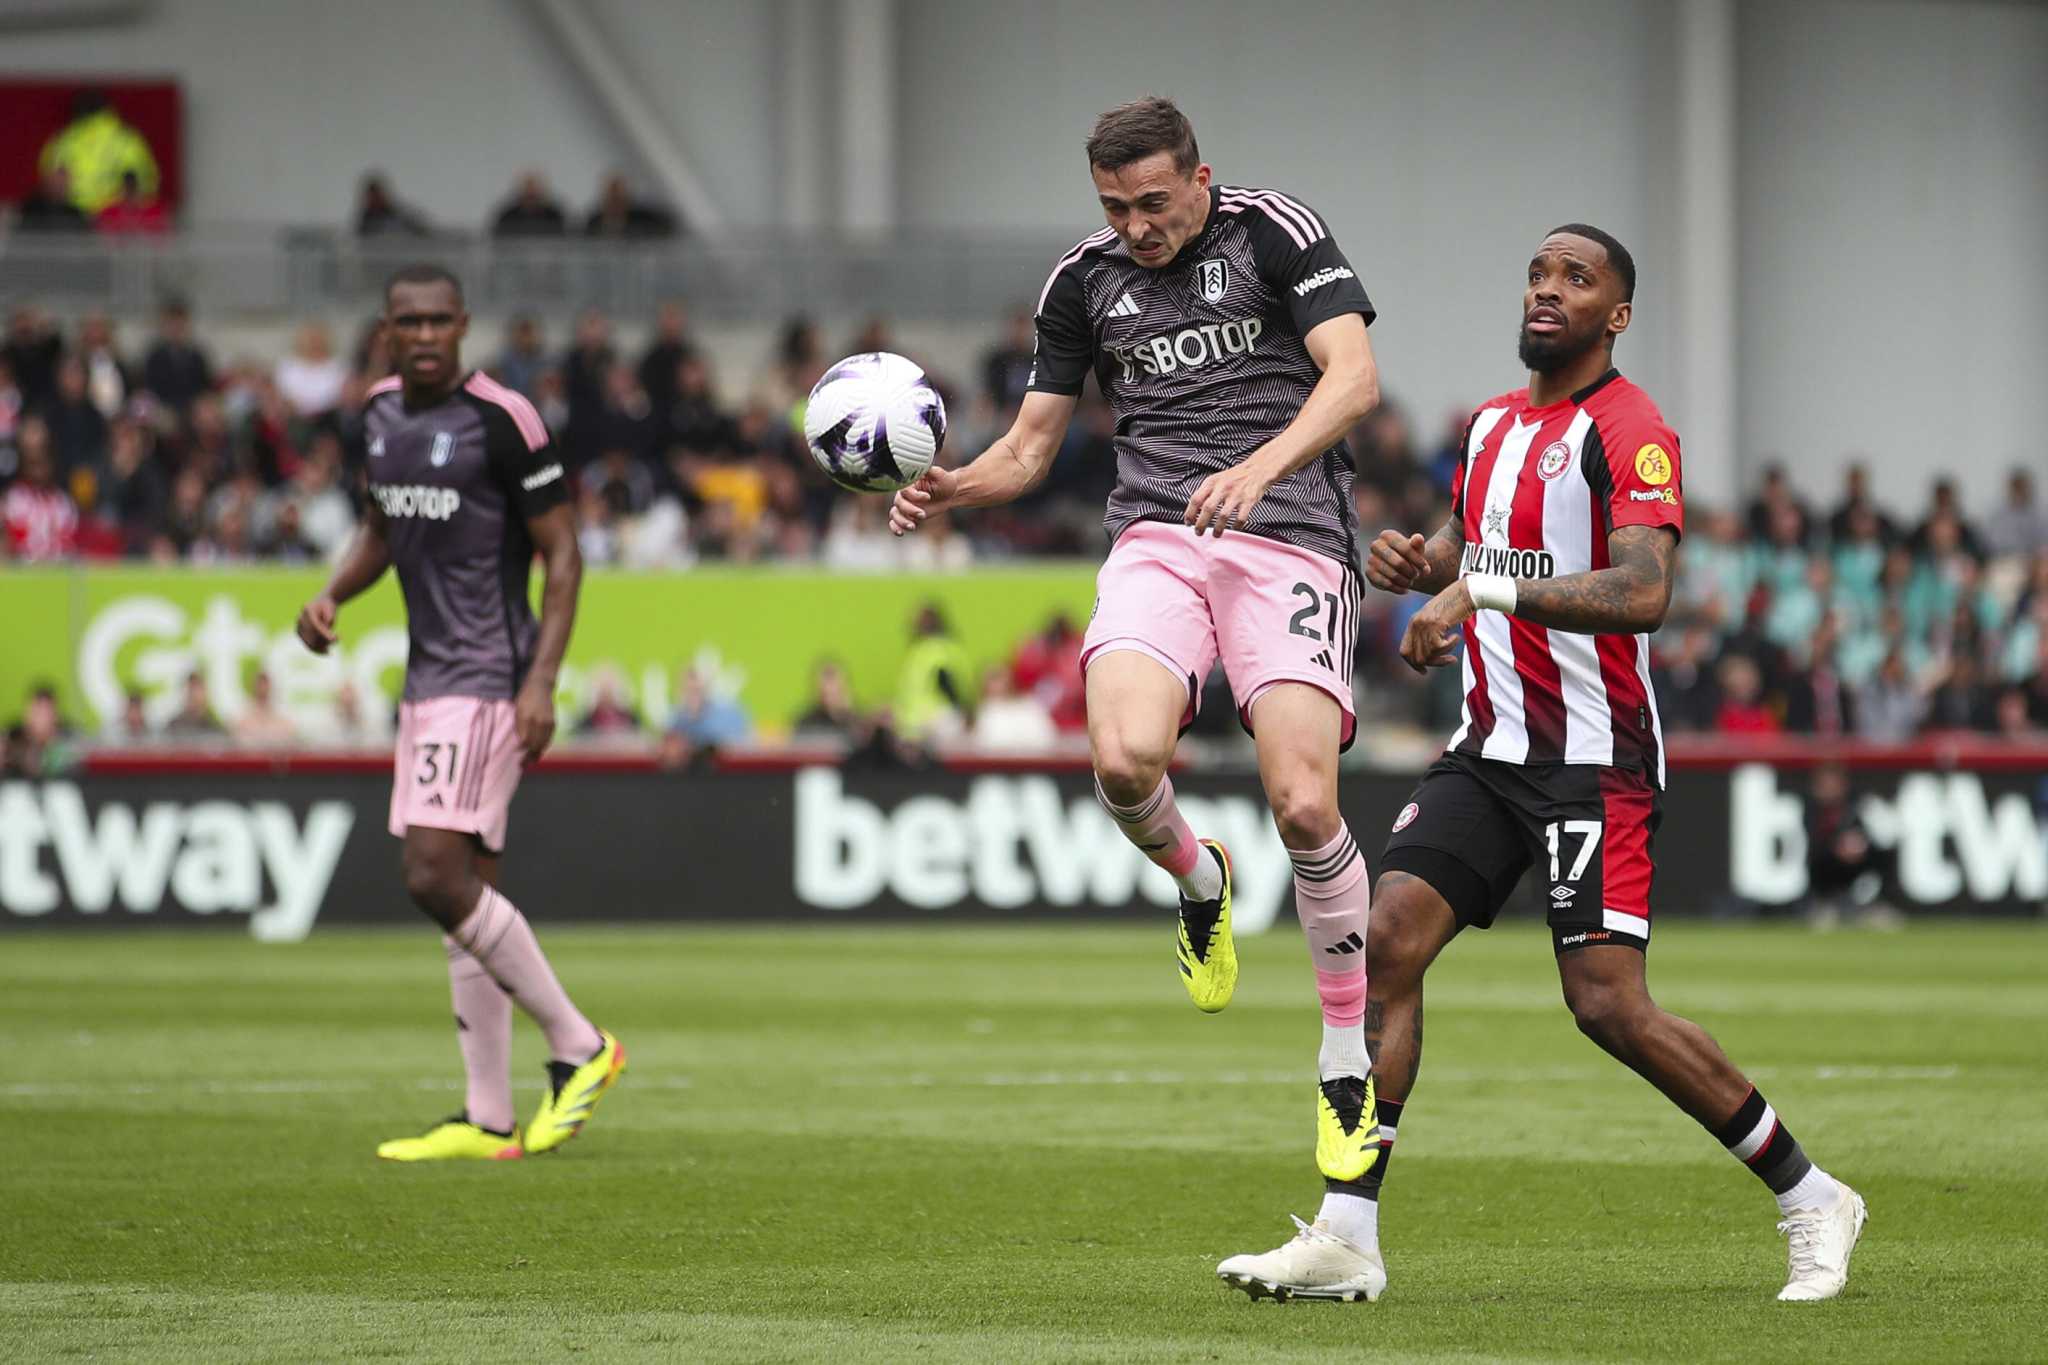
[802,352,947,494]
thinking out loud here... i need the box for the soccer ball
[802,352,947,493]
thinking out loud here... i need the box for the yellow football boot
[1316,1073,1381,1183]
[376,1116,522,1162]
[524,1030,626,1155]
[1175,839,1237,1013]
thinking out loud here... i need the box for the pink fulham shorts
[1081,520,1359,746]
[388,696,525,853]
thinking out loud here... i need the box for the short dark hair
[383,263,464,308]
[1548,223,1635,302]
[1086,96,1199,175]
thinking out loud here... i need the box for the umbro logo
[1324,931,1364,956]
[1109,291,1141,319]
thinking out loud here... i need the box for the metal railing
[0,226,1074,321]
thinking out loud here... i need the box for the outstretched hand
[889,466,961,536]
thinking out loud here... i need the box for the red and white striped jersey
[1446,369,1682,785]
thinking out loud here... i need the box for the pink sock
[450,885,603,1063]
[1290,825,1370,1026]
[444,935,514,1133]
[1096,774,1201,879]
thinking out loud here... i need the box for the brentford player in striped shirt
[1222,227,1863,1302]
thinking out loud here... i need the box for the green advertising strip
[0,565,1098,737]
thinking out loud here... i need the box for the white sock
[1775,1164,1844,1215]
[1316,1189,1378,1249]
[1178,845,1223,902]
[1318,1022,1369,1082]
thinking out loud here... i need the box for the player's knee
[1365,874,1437,984]
[399,845,470,925]
[1268,782,1340,850]
[1091,732,1171,807]
[1564,977,1647,1048]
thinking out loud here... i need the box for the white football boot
[1777,1183,1868,1301]
[1217,1216,1386,1303]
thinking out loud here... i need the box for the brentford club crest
[1536,440,1573,481]
[1198,258,1228,303]
[1392,802,1419,833]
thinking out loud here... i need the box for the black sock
[1327,1096,1403,1199]
[1711,1087,1814,1195]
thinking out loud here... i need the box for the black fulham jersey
[363,371,569,702]
[1028,184,1375,567]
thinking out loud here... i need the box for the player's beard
[1517,317,1603,374]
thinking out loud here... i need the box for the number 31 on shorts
[414,741,462,789]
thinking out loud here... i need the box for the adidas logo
[425,793,445,808]
[1109,291,1141,319]
[1324,931,1364,956]
[1312,649,1334,670]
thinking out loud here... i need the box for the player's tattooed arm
[1399,525,1676,670]
[1509,524,1678,634]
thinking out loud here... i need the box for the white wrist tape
[1466,573,1517,615]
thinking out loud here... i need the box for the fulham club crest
[1536,440,1573,481]
[1198,258,1228,303]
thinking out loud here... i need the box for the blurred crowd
[1,291,2043,749]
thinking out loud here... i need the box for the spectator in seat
[12,684,79,776]
[1825,462,1895,547]
[492,172,569,238]
[354,173,431,237]
[1985,468,2046,561]
[38,354,110,475]
[3,421,78,561]
[141,297,215,415]
[660,664,752,767]
[163,672,223,738]
[971,667,1057,751]
[793,658,863,740]
[638,302,696,418]
[96,417,169,552]
[75,313,132,420]
[1712,654,1779,734]
[4,307,63,408]
[895,603,972,743]
[494,316,548,399]
[585,173,677,239]
[1909,478,1985,560]
[577,667,643,737]
[981,309,1036,413]
[95,170,169,235]
[1009,612,1088,733]
[38,88,158,215]
[274,323,348,420]
[15,166,91,232]
[1781,611,1856,737]
[1854,649,1926,743]
[232,670,298,747]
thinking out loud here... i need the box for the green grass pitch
[4,920,2045,1362]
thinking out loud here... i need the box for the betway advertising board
[0,565,1097,735]
[3,764,2041,939]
